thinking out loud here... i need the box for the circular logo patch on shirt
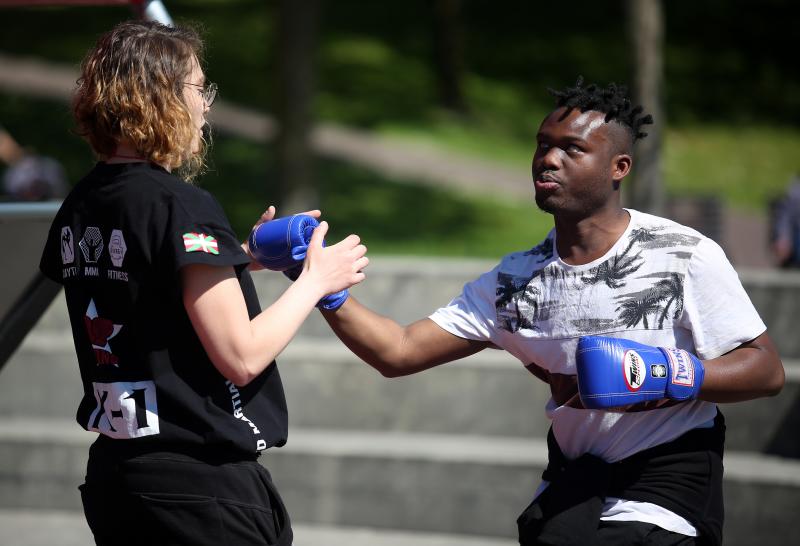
[623,350,646,391]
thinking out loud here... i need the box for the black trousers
[518,412,725,546]
[595,521,698,545]
[80,441,292,546]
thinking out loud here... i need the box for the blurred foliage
[314,0,800,126]
[0,0,796,125]
[0,0,798,258]
[0,92,553,257]
[210,132,554,257]
[314,158,552,257]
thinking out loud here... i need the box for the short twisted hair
[73,20,207,180]
[549,77,653,142]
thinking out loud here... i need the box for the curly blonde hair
[73,20,208,180]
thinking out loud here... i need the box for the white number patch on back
[87,380,160,439]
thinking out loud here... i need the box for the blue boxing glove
[247,214,318,271]
[575,336,705,409]
[247,214,349,310]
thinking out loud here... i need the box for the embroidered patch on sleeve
[183,232,220,255]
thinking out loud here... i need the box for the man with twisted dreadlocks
[314,79,785,545]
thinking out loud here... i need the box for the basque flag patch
[183,232,219,255]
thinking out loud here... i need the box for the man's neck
[554,208,631,265]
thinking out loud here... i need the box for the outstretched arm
[321,297,490,377]
[183,221,368,386]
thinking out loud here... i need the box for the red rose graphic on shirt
[84,299,122,366]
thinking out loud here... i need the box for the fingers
[253,206,320,231]
[261,205,276,222]
[328,233,362,250]
[309,220,329,249]
[345,256,369,287]
[354,255,369,273]
[299,209,321,219]
[352,244,368,260]
[300,226,368,295]
[251,206,276,231]
[344,249,369,286]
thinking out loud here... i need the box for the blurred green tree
[274,0,321,212]
[626,0,665,215]
[431,0,467,114]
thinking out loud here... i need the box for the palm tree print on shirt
[494,222,699,335]
[652,273,685,328]
[616,293,662,329]
[581,227,657,289]
[496,272,549,332]
[524,238,554,260]
[615,273,685,329]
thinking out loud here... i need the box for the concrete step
[279,342,800,458]
[736,267,800,360]
[22,257,500,340]
[0,328,549,437]
[23,256,800,382]
[250,257,800,360]
[3,324,800,457]
[0,509,517,546]
[24,257,800,357]
[3,326,798,456]
[0,419,798,545]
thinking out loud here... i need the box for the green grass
[3,91,798,263]
[664,125,800,210]
[377,118,535,171]
[315,35,800,211]
[205,134,553,257]
[372,75,548,169]
[379,118,800,214]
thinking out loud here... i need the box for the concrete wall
[1,256,798,545]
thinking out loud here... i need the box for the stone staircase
[1,257,799,545]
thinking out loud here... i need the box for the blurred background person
[769,174,800,268]
[0,123,67,201]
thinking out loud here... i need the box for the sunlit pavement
[0,509,517,546]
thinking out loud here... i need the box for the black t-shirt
[39,162,288,458]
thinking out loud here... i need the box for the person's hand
[0,128,24,165]
[242,206,320,271]
[299,221,368,305]
[772,238,793,267]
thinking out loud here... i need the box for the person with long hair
[39,20,368,545]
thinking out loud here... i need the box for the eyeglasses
[184,81,218,107]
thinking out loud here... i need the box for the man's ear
[612,153,632,182]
